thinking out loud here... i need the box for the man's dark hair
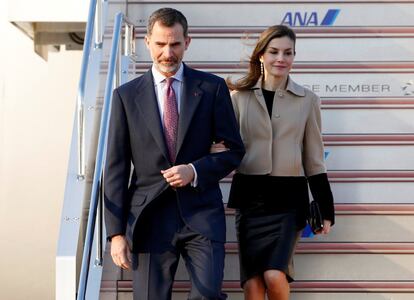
[147,7,188,37]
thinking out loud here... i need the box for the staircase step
[107,25,414,37]
[102,30,414,63]
[101,61,414,71]
[97,95,414,109]
[103,280,414,300]
[110,61,414,73]
[114,242,414,281]
[99,64,414,101]
[104,23,414,39]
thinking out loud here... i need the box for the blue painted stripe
[321,9,340,26]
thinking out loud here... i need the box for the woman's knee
[243,275,266,293]
[263,269,288,291]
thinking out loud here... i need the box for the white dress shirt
[152,64,184,123]
[151,63,198,186]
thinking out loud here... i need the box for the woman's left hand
[318,220,332,235]
[210,141,229,153]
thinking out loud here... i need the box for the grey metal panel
[292,73,414,98]
[110,2,414,27]
[325,145,414,170]
[295,253,414,280]
[322,109,414,134]
[331,181,414,203]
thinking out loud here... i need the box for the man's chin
[155,63,179,76]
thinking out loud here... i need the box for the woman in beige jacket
[214,25,335,300]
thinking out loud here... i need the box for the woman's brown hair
[227,25,296,91]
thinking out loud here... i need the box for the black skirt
[236,210,301,286]
[229,173,308,286]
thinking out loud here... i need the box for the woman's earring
[260,62,264,75]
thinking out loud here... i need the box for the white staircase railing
[56,0,136,295]
[76,12,136,300]
[56,0,108,299]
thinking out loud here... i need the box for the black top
[261,88,275,118]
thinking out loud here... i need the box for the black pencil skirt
[235,209,301,287]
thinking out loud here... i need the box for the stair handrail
[77,12,135,300]
[76,0,106,180]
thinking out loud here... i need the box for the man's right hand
[110,235,132,270]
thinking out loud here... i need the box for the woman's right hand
[210,141,229,153]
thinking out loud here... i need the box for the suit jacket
[231,76,326,177]
[104,65,245,248]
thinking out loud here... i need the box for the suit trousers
[131,189,227,300]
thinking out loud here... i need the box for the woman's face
[260,36,295,80]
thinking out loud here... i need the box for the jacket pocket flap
[130,193,147,206]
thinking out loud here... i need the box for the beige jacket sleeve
[230,90,240,125]
[303,94,327,177]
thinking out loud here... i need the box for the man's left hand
[161,164,194,188]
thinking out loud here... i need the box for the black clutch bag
[309,201,324,233]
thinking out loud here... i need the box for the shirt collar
[151,63,184,85]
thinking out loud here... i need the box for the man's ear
[144,35,150,49]
[184,36,191,50]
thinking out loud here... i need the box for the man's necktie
[163,77,179,163]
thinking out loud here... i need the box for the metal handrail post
[76,0,98,180]
[124,23,135,56]
[115,34,121,89]
[77,104,85,180]
[95,172,104,267]
[94,0,103,48]
[76,13,124,300]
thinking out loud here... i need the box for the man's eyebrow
[154,41,182,46]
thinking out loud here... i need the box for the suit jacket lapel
[134,70,170,162]
[176,66,203,155]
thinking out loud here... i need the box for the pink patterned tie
[163,77,179,163]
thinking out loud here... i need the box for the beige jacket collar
[251,76,306,97]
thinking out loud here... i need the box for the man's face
[145,21,191,77]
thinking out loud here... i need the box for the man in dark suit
[104,7,244,300]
